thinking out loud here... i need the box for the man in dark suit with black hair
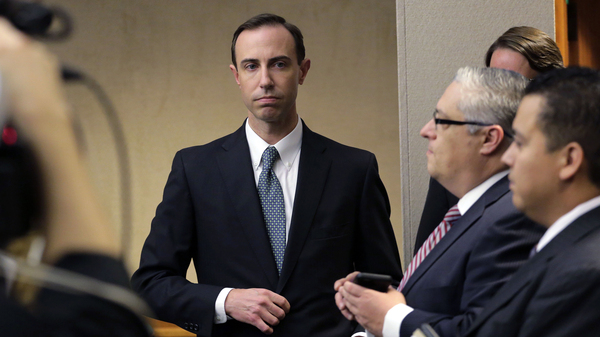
[464,67,600,337]
[131,13,402,337]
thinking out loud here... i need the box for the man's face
[420,82,481,193]
[490,48,538,79]
[501,95,561,223]
[230,25,309,127]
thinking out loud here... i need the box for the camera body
[0,0,64,247]
[0,121,43,248]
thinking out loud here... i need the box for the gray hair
[454,66,529,136]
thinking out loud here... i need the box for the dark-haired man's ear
[298,58,311,84]
[558,142,584,181]
[229,64,241,87]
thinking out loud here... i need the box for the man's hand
[225,288,290,335]
[334,271,360,321]
[339,278,407,337]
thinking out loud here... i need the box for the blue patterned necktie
[257,146,286,274]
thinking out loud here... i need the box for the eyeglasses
[432,111,514,139]
[433,111,494,128]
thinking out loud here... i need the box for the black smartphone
[353,272,392,292]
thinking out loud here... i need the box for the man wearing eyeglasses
[335,67,545,337]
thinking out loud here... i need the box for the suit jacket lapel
[217,123,279,288]
[277,123,331,292]
[466,204,600,335]
[464,260,538,335]
[402,177,510,294]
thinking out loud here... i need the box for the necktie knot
[444,205,461,224]
[262,146,279,172]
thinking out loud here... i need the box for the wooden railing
[147,318,195,337]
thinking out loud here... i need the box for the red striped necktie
[398,204,461,292]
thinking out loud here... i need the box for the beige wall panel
[397,0,555,263]
[46,0,400,276]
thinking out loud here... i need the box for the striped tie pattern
[398,204,461,291]
[257,146,286,274]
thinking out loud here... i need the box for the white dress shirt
[534,195,600,253]
[356,170,509,337]
[214,118,303,323]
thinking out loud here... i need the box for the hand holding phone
[352,272,393,292]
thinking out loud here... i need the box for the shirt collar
[246,118,303,171]
[536,194,600,252]
[457,170,509,216]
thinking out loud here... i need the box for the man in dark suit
[131,13,402,337]
[415,26,564,253]
[335,67,544,337]
[464,67,600,336]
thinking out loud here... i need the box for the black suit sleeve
[516,257,600,337]
[414,178,458,255]
[131,151,222,336]
[353,153,403,281]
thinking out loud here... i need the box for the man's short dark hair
[231,13,305,69]
[525,67,600,186]
[485,26,564,74]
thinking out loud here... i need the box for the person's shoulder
[305,128,374,160]
[553,226,600,272]
[176,127,244,158]
[483,185,525,220]
[489,188,520,214]
[477,188,544,243]
[538,232,600,295]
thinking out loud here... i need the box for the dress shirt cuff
[352,332,368,337]
[214,287,233,324]
[382,303,414,337]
